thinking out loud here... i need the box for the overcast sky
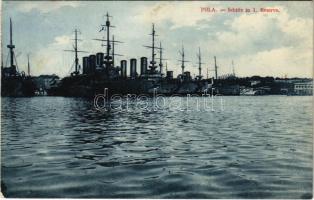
[1,1,313,78]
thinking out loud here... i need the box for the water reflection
[1,96,313,198]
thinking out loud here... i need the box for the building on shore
[293,81,313,95]
[33,74,60,95]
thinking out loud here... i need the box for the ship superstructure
[47,12,239,97]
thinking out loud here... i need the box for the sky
[1,1,313,78]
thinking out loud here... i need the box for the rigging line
[5,52,9,68]
[67,60,75,75]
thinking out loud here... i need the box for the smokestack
[130,58,137,78]
[89,55,96,73]
[96,52,104,69]
[140,57,147,75]
[82,56,89,74]
[120,60,127,78]
[166,71,173,79]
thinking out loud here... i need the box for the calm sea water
[1,96,313,198]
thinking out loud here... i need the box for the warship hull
[47,75,212,97]
[1,76,36,97]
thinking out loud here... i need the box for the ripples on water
[1,96,313,198]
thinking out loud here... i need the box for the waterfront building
[294,81,313,95]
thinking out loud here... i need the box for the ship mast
[74,29,79,74]
[232,60,235,76]
[144,24,162,74]
[112,35,115,67]
[64,29,86,75]
[180,45,185,75]
[196,47,204,79]
[178,45,189,75]
[7,18,17,75]
[111,35,123,68]
[147,24,157,73]
[159,42,163,75]
[1,51,3,70]
[94,13,123,72]
[151,24,156,72]
[8,18,15,68]
[27,54,30,76]
[198,47,201,77]
[214,56,218,79]
[105,12,111,69]
[94,13,113,71]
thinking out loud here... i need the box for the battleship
[47,13,228,97]
[1,18,36,97]
[2,15,311,98]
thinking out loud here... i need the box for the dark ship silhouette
[47,13,238,97]
[1,18,36,97]
[2,15,310,99]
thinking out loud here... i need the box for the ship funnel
[130,58,137,78]
[120,60,127,78]
[140,57,147,76]
[82,56,89,74]
[167,71,173,79]
[96,52,104,70]
[89,55,96,73]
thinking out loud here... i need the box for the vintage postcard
[1,0,313,198]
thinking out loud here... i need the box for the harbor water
[1,96,313,198]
